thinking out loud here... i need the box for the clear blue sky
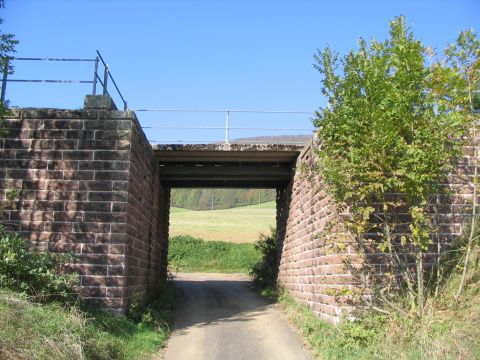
[3,0,479,143]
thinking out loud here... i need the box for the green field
[169,201,276,243]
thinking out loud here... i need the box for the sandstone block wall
[0,106,169,312]
[276,135,479,324]
[124,115,170,302]
[276,142,356,324]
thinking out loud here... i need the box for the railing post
[103,64,109,95]
[92,56,99,95]
[1,57,10,103]
[225,110,230,144]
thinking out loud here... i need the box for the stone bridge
[0,96,474,323]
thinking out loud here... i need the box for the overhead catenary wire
[142,126,314,131]
[12,57,96,62]
[148,140,310,144]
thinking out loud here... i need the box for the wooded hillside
[170,189,276,210]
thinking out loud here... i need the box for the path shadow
[170,274,276,334]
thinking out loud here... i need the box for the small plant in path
[250,227,278,289]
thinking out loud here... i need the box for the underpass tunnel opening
[166,187,279,275]
[153,143,302,278]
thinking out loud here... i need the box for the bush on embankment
[0,225,175,360]
[0,224,78,303]
[168,235,260,273]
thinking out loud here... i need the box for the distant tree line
[170,189,276,210]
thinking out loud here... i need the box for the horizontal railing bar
[12,57,96,62]
[142,126,313,131]
[5,52,128,111]
[134,108,313,114]
[7,79,94,84]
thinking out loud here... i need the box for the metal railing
[1,50,128,110]
[0,52,316,144]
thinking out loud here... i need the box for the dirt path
[163,272,312,360]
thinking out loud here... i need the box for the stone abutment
[0,100,169,312]
[275,135,478,323]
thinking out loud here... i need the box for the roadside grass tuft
[168,235,260,273]
[278,292,382,360]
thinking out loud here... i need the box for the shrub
[250,227,278,288]
[168,235,259,273]
[0,224,78,302]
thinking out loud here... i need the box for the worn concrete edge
[152,143,307,152]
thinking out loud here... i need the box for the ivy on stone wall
[312,16,479,317]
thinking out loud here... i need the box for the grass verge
[262,266,480,360]
[274,286,480,360]
[168,235,260,273]
[0,281,175,360]
[277,291,382,360]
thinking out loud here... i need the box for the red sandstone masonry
[276,133,480,324]
[276,142,352,324]
[0,107,169,312]
[123,115,170,305]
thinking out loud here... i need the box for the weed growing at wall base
[0,224,78,302]
[276,280,479,360]
[278,292,383,360]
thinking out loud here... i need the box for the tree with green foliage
[0,0,17,131]
[442,30,480,298]
[313,16,478,317]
